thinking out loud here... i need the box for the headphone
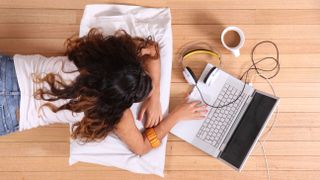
[181,49,221,86]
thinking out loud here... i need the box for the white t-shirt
[13,54,84,131]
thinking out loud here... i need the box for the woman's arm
[138,44,162,128]
[115,101,207,155]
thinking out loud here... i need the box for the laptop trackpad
[219,92,278,170]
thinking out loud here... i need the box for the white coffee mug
[221,26,245,57]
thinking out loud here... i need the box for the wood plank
[0,24,79,39]
[166,156,320,171]
[0,171,259,180]
[267,113,320,127]
[1,156,320,171]
[172,9,320,25]
[1,0,319,9]
[0,39,65,55]
[2,171,320,180]
[278,98,320,113]
[0,127,70,142]
[171,83,320,98]
[256,10,320,25]
[168,0,320,10]
[2,9,320,26]
[172,10,255,25]
[0,142,68,157]
[0,9,81,24]
[1,141,320,157]
[0,0,167,9]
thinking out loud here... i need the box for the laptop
[170,63,279,170]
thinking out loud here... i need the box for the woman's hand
[170,100,208,121]
[138,94,162,128]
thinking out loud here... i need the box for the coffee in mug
[223,30,241,48]
[221,26,245,57]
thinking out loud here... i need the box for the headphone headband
[183,49,220,59]
[181,49,221,68]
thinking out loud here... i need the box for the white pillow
[69,4,173,177]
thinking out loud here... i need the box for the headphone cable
[194,40,280,109]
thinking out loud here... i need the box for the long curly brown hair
[34,29,159,142]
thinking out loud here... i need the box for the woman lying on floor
[0,29,207,155]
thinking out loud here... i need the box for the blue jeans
[0,55,20,136]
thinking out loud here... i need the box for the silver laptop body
[171,63,279,170]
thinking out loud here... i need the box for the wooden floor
[1,0,320,179]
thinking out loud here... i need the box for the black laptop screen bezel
[219,91,278,170]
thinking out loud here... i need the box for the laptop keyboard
[196,82,247,148]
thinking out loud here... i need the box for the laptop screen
[219,92,278,169]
